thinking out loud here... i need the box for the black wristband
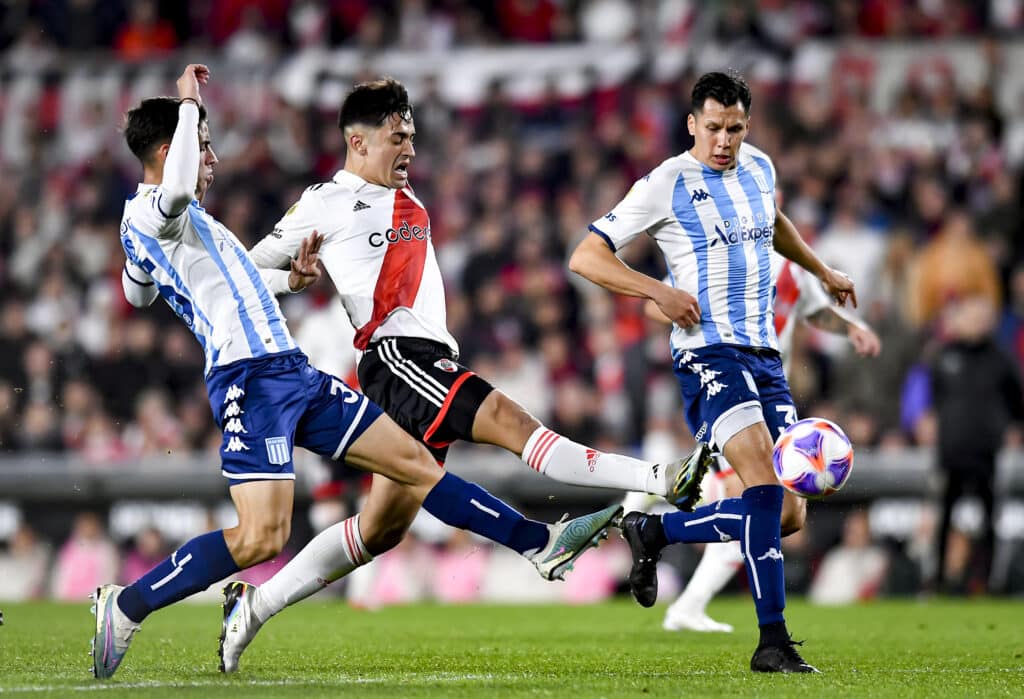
[180,97,200,108]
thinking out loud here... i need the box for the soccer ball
[772,418,854,499]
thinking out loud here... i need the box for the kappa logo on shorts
[434,358,458,373]
[265,436,290,465]
[757,547,784,562]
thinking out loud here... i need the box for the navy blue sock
[116,530,240,623]
[740,485,786,627]
[422,472,549,554]
[661,498,747,545]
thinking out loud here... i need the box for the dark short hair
[691,71,751,114]
[124,97,207,164]
[338,77,412,131]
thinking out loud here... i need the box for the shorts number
[775,405,797,435]
[330,379,360,404]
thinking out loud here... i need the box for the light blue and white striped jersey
[589,142,779,354]
[119,184,296,375]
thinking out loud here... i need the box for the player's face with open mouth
[194,120,218,202]
[370,114,416,189]
[688,99,749,171]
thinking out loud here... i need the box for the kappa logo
[353,200,371,212]
[757,547,784,561]
[705,380,727,398]
[224,418,247,434]
[224,385,245,403]
[677,350,696,366]
[690,189,712,203]
[434,358,458,373]
[225,436,249,452]
[585,448,600,472]
[713,525,732,542]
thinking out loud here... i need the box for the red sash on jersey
[353,189,430,349]
[773,261,800,337]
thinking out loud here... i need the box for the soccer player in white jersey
[569,71,858,673]
[92,64,621,680]
[625,259,880,633]
[216,77,710,671]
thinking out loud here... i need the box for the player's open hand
[176,64,210,106]
[820,268,857,308]
[654,285,701,328]
[288,230,324,292]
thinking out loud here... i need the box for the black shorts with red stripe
[357,337,494,463]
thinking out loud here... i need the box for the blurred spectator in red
[113,0,177,61]
[497,0,563,42]
[51,511,119,601]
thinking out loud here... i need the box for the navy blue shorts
[673,344,798,450]
[206,350,383,486]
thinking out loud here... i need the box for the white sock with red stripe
[252,515,371,623]
[521,426,667,495]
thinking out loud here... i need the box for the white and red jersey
[771,257,831,374]
[250,170,458,356]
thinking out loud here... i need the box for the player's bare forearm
[772,211,828,278]
[568,233,664,299]
[569,233,701,327]
[806,307,848,335]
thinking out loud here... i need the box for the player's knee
[473,390,540,449]
[231,519,291,566]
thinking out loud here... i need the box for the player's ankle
[758,620,789,646]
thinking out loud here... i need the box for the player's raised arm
[161,64,209,217]
[773,209,857,308]
[569,233,700,327]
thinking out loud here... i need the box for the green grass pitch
[0,598,1021,697]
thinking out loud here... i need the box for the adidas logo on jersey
[353,200,371,212]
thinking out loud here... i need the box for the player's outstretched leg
[90,585,140,679]
[662,442,715,511]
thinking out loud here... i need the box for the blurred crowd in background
[2,0,1024,601]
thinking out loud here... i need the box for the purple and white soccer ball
[772,418,854,499]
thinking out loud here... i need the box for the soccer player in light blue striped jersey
[92,64,621,680]
[569,71,857,674]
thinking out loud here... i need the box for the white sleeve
[249,188,330,270]
[122,259,159,307]
[259,268,295,296]
[157,102,201,222]
[587,170,670,252]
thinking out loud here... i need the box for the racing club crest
[434,358,458,373]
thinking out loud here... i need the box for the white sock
[252,515,372,623]
[521,426,665,495]
[669,540,744,617]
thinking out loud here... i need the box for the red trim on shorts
[422,371,475,448]
[714,467,736,479]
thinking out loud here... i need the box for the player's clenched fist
[176,64,210,105]
[653,285,701,328]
